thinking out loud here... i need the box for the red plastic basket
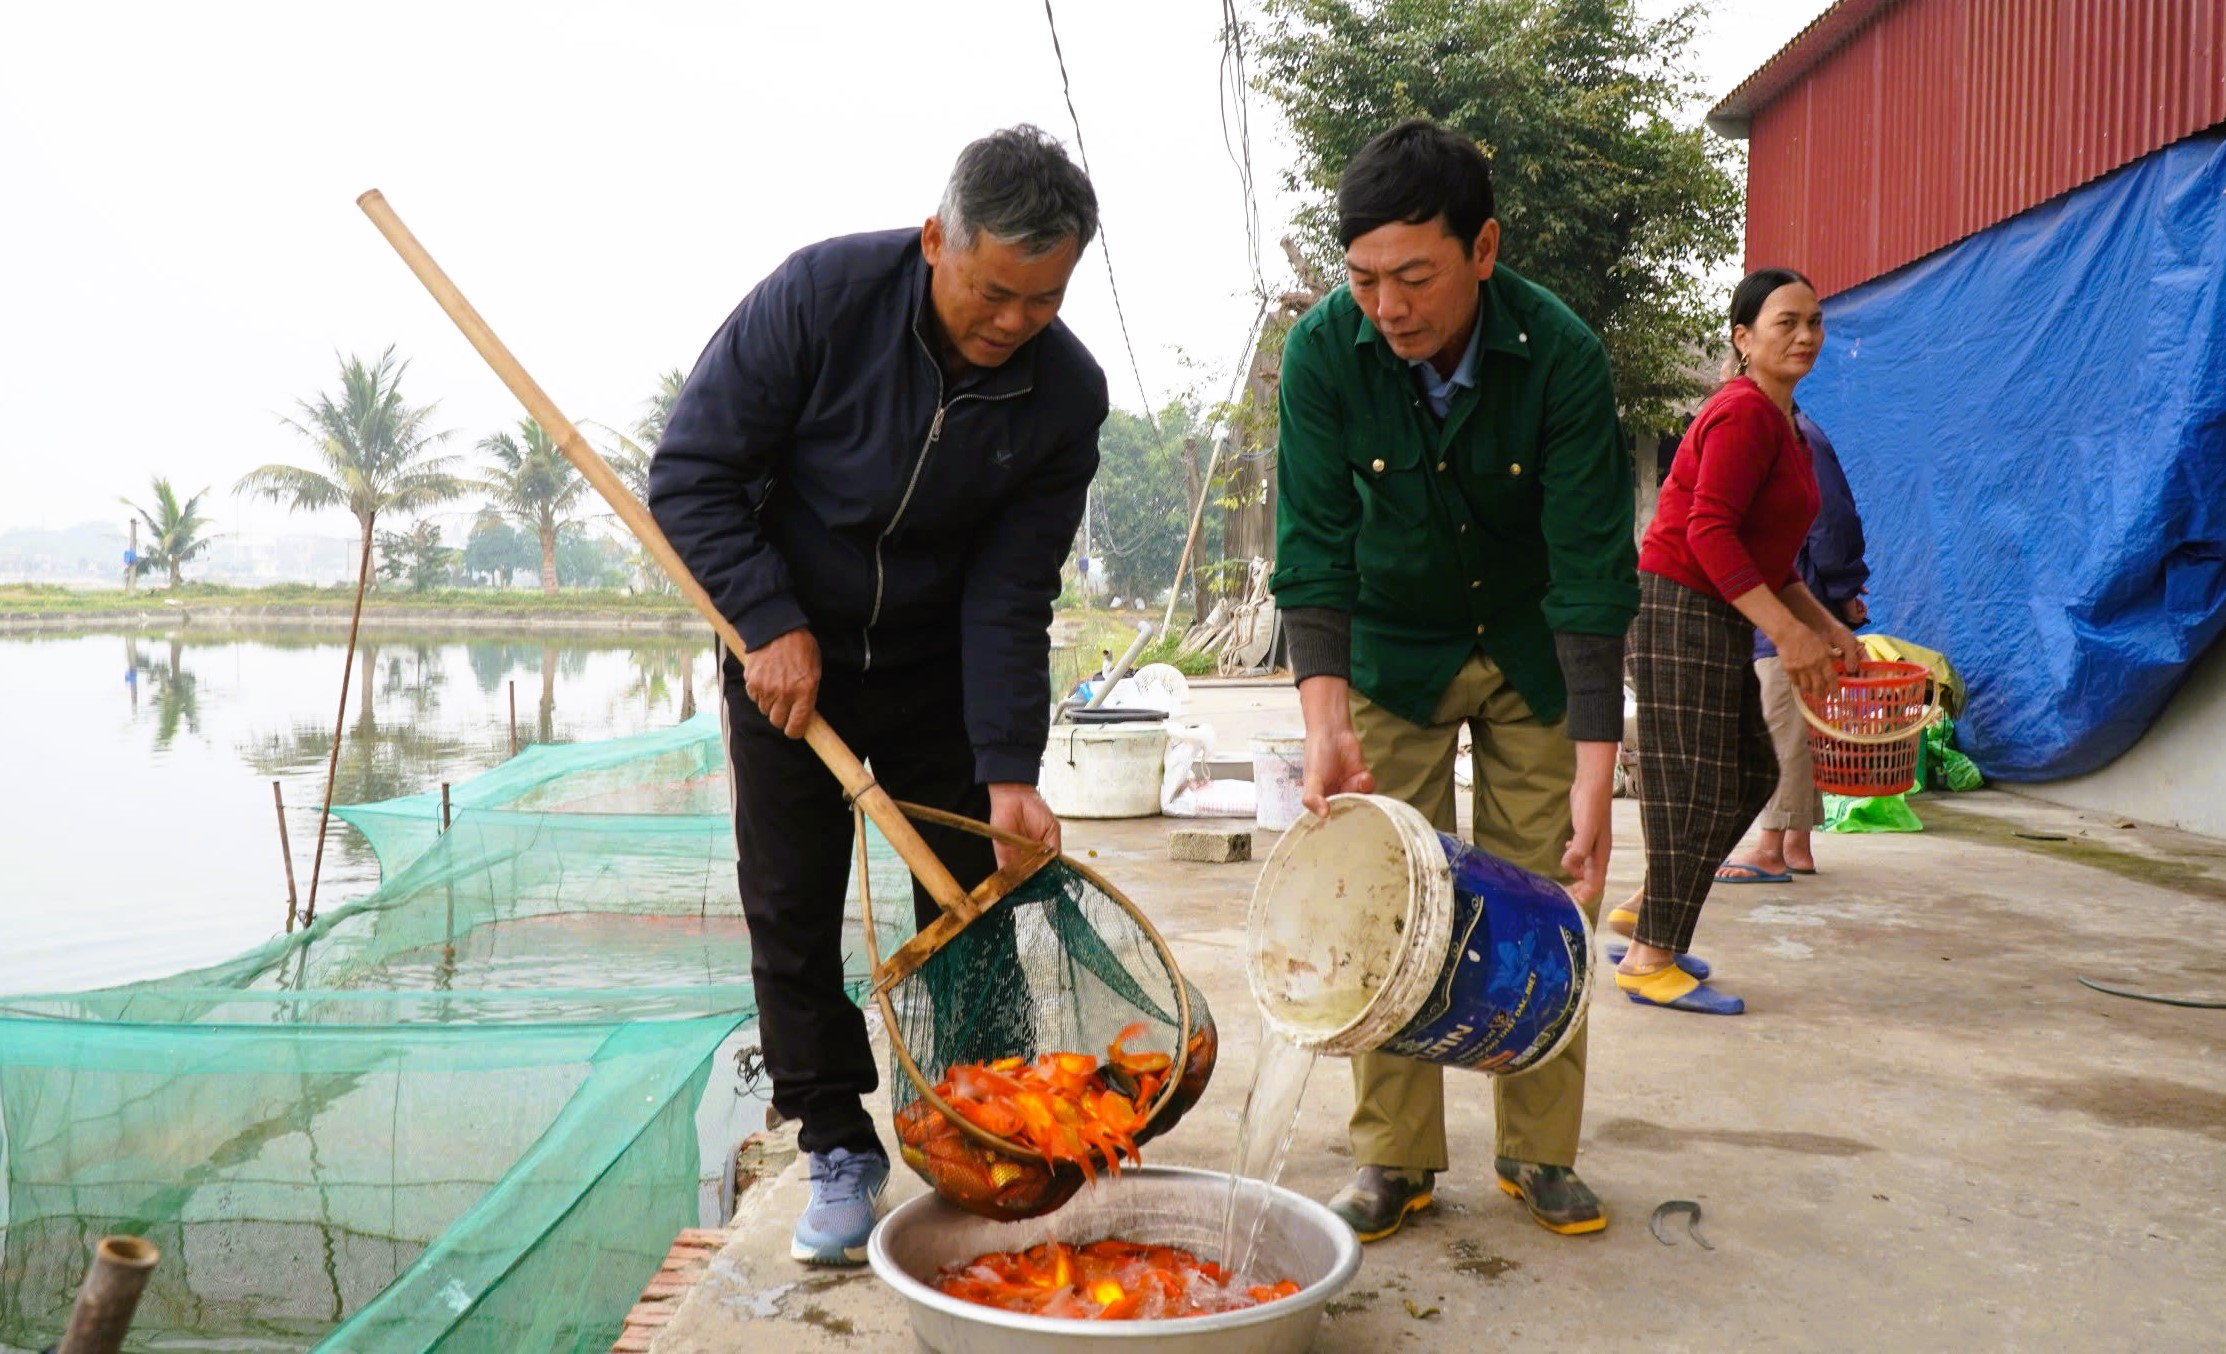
[1802,661,1938,797]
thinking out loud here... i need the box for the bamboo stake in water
[507,680,518,756]
[356,188,976,939]
[302,529,373,927]
[55,1234,158,1354]
[273,780,300,933]
[439,781,456,972]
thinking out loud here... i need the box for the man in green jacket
[1272,119,1637,1239]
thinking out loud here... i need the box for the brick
[1168,828,1252,864]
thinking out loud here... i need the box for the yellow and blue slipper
[1616,962,1744,1015]
[1605,906,1640,938]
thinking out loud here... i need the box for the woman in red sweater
[1617,268,1862,1015]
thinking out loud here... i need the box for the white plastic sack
[1160,720,1256,818]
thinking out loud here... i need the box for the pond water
[0,626,716,994]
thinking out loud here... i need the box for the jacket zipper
[862,331,1030,669]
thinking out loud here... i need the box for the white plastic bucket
[1251,731,1308,832]
[1245,794,1593,1075]
[1039,723,1168,819]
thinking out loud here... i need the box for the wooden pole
[356,189,974,921]
[301,526,373,927]
[439,781,455,974]
[273,781,300,933]
[507,680,518,756]
[124,518,138,596]
[55,1234,159,1354]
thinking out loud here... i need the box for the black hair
[1729,267,1815,334]
[1335,118,1495,250]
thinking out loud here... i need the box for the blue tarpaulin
[1799,129,2226,781]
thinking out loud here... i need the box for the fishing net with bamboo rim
[856,804,1217,1222]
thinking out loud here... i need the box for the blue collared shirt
[1408,311,1485,420]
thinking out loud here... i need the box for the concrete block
[1168,827,1252,863]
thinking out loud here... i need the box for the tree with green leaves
[238,349,467,572]
[462,509,534,587]
[1255,0,1742,428]
[479,418,589,595]
[597,368,688,503]
[375,520,456,592]
[554,522,626,589]
[121,477,217,589]
[1086,402,1206,604]
[237,347,466,924]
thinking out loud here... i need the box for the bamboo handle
[356,189,970,916]
[56,1235,158,1354]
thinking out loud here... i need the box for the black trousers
[722,654,999,1155]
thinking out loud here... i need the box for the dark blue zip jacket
[649,229,1108,783]
[1756,408,1869,659]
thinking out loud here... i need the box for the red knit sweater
[1641,377,1821,604]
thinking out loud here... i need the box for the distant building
[1711,0,2226,833]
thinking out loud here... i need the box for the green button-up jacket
[1270,266,1639,728]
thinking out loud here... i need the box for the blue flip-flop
[1623,981,1746,1016]
[1715,861,1792,885]
[1604,944,1712,981]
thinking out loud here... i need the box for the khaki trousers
[1754,655,1824,832]
[1346,653,1596,1171]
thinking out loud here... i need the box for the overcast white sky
[0,0,1829,543]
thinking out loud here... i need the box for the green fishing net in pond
[0,718,911,1352]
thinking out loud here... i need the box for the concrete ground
[654,721,2226,1351]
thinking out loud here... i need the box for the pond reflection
[0,626,714,993]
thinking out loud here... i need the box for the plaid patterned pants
[1632,573,1781,953]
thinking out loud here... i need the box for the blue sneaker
[790,1146,890,1266]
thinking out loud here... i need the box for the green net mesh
[874,835,1216,1222]
[0,717,912,1353]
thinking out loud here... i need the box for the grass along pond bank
[0,583,701,633]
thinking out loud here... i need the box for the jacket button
[1458,523,1468,534]
[1436,461,1448,472]
[1371,458,1386,473]
[1471,580,1482,589]
[1510,463,1522,476]
[1518,332,1528,343]
[1475,624,1485,635]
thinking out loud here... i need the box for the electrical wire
[1042,0,1160,437]
[1219,0,1268,299]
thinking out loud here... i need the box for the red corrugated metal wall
[1744,0,2226,297]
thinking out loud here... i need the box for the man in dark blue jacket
[649,125,1108,1265]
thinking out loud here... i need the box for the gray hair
[937,125,1099,259]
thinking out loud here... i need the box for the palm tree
[591,369,688,590]
[480,418,588,596]
[121,477,218,588]
[235,347,466,924]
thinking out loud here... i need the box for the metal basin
[868,1165,1361,1353]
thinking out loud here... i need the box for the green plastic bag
[1823,792,1925,833]
[1919,715,1985,793]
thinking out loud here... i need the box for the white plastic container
[1251,730,1308,831]
[1039,723,1168,819]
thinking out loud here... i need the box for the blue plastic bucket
[1245,794,1593,1075]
